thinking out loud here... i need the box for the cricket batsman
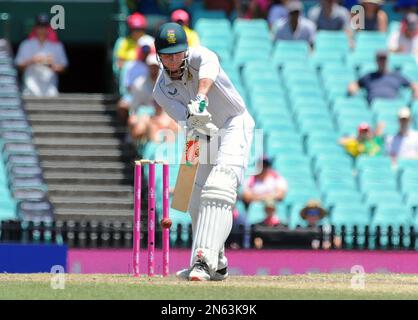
[153,22,255,281]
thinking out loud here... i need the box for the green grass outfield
[0,274,417,300]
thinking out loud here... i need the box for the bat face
[171,135,201,212]
[185,137,200,167]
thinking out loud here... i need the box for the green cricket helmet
[154,22,188,54]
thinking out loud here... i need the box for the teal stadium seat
[192,10,227,26]
[246,201,288,225]
[371,98,409,113]
[195,18,231,37]
[323,191,362,209]
[272,41,309,66]
[369,205,413,248]
[310,50,345,69]
[364,190,403,211]
[403,65,418,82]
[388,53,417,70]
[233,19,269,36]
[331,204,370,247]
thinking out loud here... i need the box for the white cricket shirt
[152,46,247,129]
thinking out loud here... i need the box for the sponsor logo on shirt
[168,88,178,96]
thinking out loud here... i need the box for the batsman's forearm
[197,78,214,97]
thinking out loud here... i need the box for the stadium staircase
[24,94,136,222]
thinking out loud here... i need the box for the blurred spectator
[388,13,418,62]
[358,0,388,32]
[386,107,418,162]
[394,0,417,16]
[115,13,148,70]
[268,0,289,28]
[308,0,353,46]
[143,104,180,143]
[15,13,68,97]
[339,122,385,157]
[262,198,281,226]
[273,0,317,46]
[205,0,236,16]
[300,200,327,228]
[240,0,271,19]
[171,9,200,47]
[28,14,58,43]
[127,53,160,141]
[241,155,288,207]
[117,35,154,125]
[308,0,351,31]
[300,200,341,249]
[348,51,418,103]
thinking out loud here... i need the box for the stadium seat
[323,190,362,209]
[388,53,417,70]
[369,205,413,248]
[195,18,231,37]
[331,204,370,247]
[403,64,418,82]
[364,190,403,211]
[233,19,269,36]
[371,98,409,113]
[356,156,392,171]
[246,201,288,225]
[272,41,310,67]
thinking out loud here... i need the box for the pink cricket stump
[133,161,141,277]
[162,163,170,277]
[148,162,156,276]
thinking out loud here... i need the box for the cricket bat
[171,100,208,212]
[170,133,201,212]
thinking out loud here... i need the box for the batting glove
[186,94,212,128]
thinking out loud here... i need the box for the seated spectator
[28,13,58,42]
[357,0,388,32]
[308,0,351,31]
[386,107,418,163]
[241,155,288,207]
[143,104,180,143]
[348,50,418,104]
[15,13,68,97]
[262,198,281,227]
[171,9,200,47]
[268,0,289,28]
[115,13,148,71]
[117,35,154,125]
[273,0,317,47]
[308,0,353,46]
[241,0,271,19]
[300,200,341,249]
[388,13,418,62]
[339,122,385,157]
[127,57,180,145]
[300,200,327,228]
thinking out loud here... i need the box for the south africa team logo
[167,29,176,44]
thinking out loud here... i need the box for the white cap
[138,34,155,48]
[398,107,411,119]
[146,54,159,66]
